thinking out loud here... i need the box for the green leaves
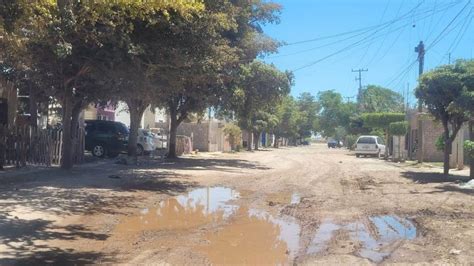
[361,85,404,113]
[361,113,405,129]
[388,121,408,136]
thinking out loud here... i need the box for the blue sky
[262,0,474,105]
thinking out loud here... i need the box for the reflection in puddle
[115,187,239,232]
[308,215,417,263]
[290,193,301,204]
[307,220,340,254]
[196,207,301,265]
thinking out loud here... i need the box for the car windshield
[357,137,376,144]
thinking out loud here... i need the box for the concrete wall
[418,117,444,162]
[156,120,232,152]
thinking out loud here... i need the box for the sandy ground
[0,144,472,265]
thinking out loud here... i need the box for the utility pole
[406,82,410,113]
[352,68,368,108]
[415,40,425,163]
[415,41,425,112]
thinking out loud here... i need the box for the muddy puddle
[115,187,240,232]
[114,187,417,264]
[307,215,417,263]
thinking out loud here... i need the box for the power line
[288,2,462,72]
[426,0,472,51]
[291,11,437,72]
[282,0,432,47]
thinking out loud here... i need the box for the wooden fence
[0,125,84,168]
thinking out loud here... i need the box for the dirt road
[0,144,472,264]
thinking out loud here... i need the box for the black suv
[85,120,129,158]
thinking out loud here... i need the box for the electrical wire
[290,4,461,72]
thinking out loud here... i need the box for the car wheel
[92,144,106,158]
[137,144,144,156]
[356,154,360,158]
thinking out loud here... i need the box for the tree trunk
[274,135,280,148]
[60,87,73,169]
[253,131,260,150]
[247,130,253,151]
[469,121,473,179]
[168,115,179,159]
[442,123,451,176]
[127,102,146,159]
[70,101,83,163]
[443,138,451,176]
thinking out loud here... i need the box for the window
[96,123,114,133]
[377,137,385,145]
[357,137,376,144]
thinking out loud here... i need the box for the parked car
[137,129,156,155]
[355,135,386,158]
[85,120,129,158]
[327,139,338,148]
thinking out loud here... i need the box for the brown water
[196,207,300,264]
[114,187,416,264]
[115,187,240,233]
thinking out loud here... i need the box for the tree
[230,61,291,151]
[318,90,357,137]
[450,60,474,178]
[296,92,320,142]
[416,62,472,175]
[146,0,283,158]
[360,85,404,113]
[274,96,302,147]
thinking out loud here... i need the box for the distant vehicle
[327,139,338,148]
[355,135,386,158]
[302,140,310,145]
[85,120,129,158]
[151,132,167,149]
[137,129,156,155]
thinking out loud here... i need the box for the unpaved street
[0,144,473,265]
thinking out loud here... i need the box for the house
[156,117,232,153]
[114,102,166,129]
[84,104,116,121]
[406,110,467,169]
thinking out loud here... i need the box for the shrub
[464,140,474,158]
[435,134,445,151]
[345,134,358,150]
[388,121,408,136]
[223,123,242,151]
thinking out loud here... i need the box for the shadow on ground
[401,171,473,195]
[0,213,113,265]
[159,157,270,172]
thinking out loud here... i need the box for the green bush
[388,121,408,136]
[369,128,384,138]
[361,112,405,129]
[223,123,242,151]
[464,140,474,158]
[345,135,358,150]
[435,134,445,151]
